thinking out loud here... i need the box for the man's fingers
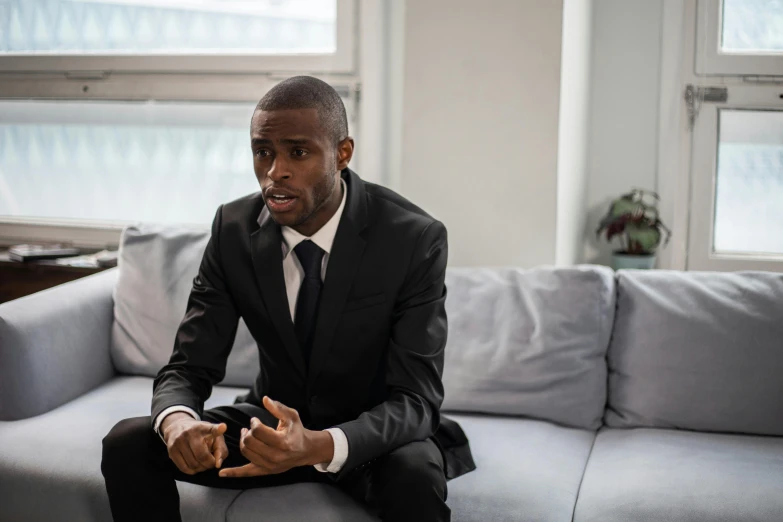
[248,417,286,447]
[240,427,277,468]
[241,426,285,464]
[168,421,227,475]
[177,444,203,473]
[262,396,298,426]
[203,422,226,447]
[262,396,285,422]
[169,450,192,475]
[166,433,200,474]
[207,423,228,468]
[192,438,216,470]
[213,434,229,468]
[218,462,268,478]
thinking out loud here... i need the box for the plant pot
[611,252,656,270]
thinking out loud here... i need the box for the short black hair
[254,76,349,145]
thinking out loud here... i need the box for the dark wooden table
[0,250,112,304]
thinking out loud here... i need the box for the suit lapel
[250,206,307,379]
[307,169,368,387]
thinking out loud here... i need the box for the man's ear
[336,137,354,170]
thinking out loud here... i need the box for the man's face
[250,108,349,232]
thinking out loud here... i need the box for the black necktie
[293,240,325,368]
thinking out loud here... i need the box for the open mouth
[266,194,297,212]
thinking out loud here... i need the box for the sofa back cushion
[441,266,616,430]
[606,270,783,436]
[110,225,258,387]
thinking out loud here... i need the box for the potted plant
[596,188,671,270]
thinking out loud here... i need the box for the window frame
[656,0,783,272]
[695,0,783,76]
[0,81,360,243]
[687,85,783,272]
[0,0,356,75]
[0,218,146,249]
[0,0,395,249]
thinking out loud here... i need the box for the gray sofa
[1,225,782,522]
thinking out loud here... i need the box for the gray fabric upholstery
[446,413,596,522]
[227,484,378,522]
[0,373,598,522]
[110,224,259,387]
[10,260,783,521]
[442,266,615,430]
[0,376,249,522]
[0,269,119,420]
[606,270,783,436]
[573,428,783,522]
[228,414,598,522]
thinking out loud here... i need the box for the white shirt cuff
[313,427,348,473]
[154,405,200,443]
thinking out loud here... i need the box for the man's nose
[267,158,292,181]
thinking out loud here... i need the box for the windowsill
[0,218,211,250]
[0,219,125,250]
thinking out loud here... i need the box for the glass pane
[0,0,336,54]
[0,100,260,225]
[714,109,783,255]
[721,0,783,53]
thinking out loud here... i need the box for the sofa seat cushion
[0,376,251,522]
[444,414,596,522]
[227,483,377,522]
[573,428,783,522]
[228,414,598,522]
[0,376,597,522]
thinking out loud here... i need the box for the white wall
[582,0,664,265]
[394,0,664,267]
[398,0,565,267]
[555,0,593,266]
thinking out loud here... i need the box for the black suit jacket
[151,168,475,480]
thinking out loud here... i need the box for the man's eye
[255,149,270,158]
[293,149,308,157]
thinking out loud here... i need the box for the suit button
[309,396,319,406]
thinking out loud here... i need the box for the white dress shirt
[154,177,349,474]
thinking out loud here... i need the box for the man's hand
[162,412,229,476]
[218,396,334,478]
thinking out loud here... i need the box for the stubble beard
[290,171,339,229]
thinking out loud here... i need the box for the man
[101,76,475,522]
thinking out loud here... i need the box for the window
[685,0,783,271]
[0,0,363,245]
[2,99,260,225]
[721,0,783,53]
[713,109,783,256]
[0,95,356,226]
[696,0,783,74]
[0,0,355,72]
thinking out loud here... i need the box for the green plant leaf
[598,188,672,252]
[611,197,643,218]
[626,222,661,252]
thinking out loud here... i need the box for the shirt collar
[281,177,347,259]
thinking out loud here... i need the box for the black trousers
[101,403,450,522]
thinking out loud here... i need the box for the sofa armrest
[0,268,119,420]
